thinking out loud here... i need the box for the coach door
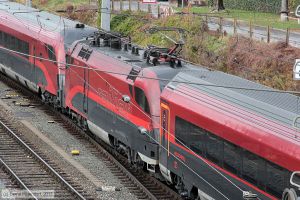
[159,103,170,168]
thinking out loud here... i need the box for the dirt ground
[226,36,300,91]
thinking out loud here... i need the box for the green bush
[207,0,281,13]
[289,0,300,13]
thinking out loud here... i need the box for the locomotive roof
[169,68,300,128]
[79,40,191,89]
[0,1,96,47]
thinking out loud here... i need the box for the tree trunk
[280,0,288,21]
[214,0,225,11]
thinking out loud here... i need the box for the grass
[31,0,93,11]
[179,6,300,30]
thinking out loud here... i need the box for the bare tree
[280,0,288,21]
[214,0,225,11]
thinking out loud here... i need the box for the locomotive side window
[135,87,150,114]
[66,55,74,66]
[129,85,133,97]
[174,116,290,198]
[45,44,57,62]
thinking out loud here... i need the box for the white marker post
[26,0,32,7]
[101,0,111,31]
[293,59,300,80]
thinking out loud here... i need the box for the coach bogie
[282,188,298,200]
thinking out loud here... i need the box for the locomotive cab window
[45,44,57,62]
[134,87,150,114]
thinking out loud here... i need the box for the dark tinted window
[242,151,261,185]
[1,31,29,59]
[135,87,150,114]
[0,31,3,45]
[10,36,16,50]
[174,116,290,199]
[223,141,242,175]
[266,162,286,197]
[4,33,8,46]
[129,85,133,96]
[206,134,223,164]
[45,44,56,62]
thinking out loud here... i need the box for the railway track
[45,110,183,200]
[0,116,91,200]
[0,72,183,200]
[0,167,20,191]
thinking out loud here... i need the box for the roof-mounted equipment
[75,23,85,28]
[92,30,123,49]
[127,66,141,82]
[78,46,93,60]
[144,27,187,68]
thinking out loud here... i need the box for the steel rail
[0,119,86,200]
[0,72,182,200]
[0,158,38,200]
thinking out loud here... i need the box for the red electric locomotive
[65,31,185,172]
[160,69,300,200]
[0,1,96,104]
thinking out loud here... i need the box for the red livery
[0,1,299,200]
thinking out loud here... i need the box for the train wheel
[282,188,297,200]
[190,186,199,200]
[134,153,144,169]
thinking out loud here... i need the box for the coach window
[3,33,8,47]
[175,117,206,156]
[134,87,150,114]
[242,150,261,185]
[223,141,242,175]
[206,133,223,165]
[0,31,3,45]
[23,41,29,59]
[265,162,287,198]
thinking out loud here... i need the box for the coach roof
[169,67,300,129]
[0,1,96,46]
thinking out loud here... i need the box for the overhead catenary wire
[4,4,299,67]
[67,66,234,200]
[0,9,240,197]
[1,44,300,95]
[3,7,300,99]
[0,42,298,198]
[0,7,298,198]
[0,10,251,197]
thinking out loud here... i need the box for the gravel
[0,80,138,200]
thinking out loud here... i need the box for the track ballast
[0,116,91,200]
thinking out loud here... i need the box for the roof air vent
[127,66,141,81]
